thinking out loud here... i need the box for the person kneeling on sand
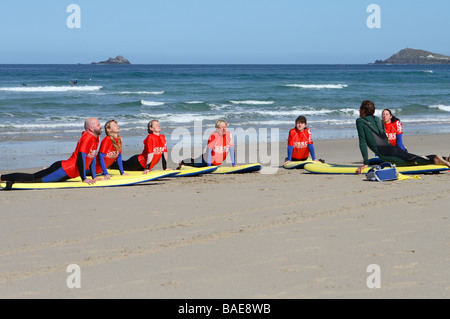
[355,100,450,174]
[0,118,102,186]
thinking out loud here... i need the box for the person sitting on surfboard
[0,118,102,186]
[112,120,171,174]
[93,120,127,180]
[283,116,321,166]
[178,119,236,168]
[355,100,450,174]
[382,109,406,151]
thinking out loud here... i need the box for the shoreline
[1,133,449,298]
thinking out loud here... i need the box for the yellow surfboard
[304,162,449,175]
[179,163,262,174]
[0,170,174,190]
[69,170,178,181]
[283,158,313,169]
[212,163,262,174]
[108,166,218,177]
[174,166,218,176]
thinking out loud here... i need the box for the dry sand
[0,134,449,299]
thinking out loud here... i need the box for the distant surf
[141,99,165,106]
[0,85,102,92]
[116,91,164,95]
[285,84,348,89]
[229,100,274,105]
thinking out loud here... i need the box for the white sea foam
[400,117,450,124]
[236,118,356,127]
[0,85,102,92]
[185,101,204,104]
[285,84,348,89]
[252,109,334,117]
[311,119,356,125]
[338,108,362,116]
[238,120,294,126]
[162,113,221,123]
[0,122,84,129]
[229,100,275,105]
[119,112,221,124]
[429,104,450,112]
[209,103,230,111]
[141,100,165,106]
[117,91,164,95]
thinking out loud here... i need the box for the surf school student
[355,100,450,174]
[283,116,320,165]
[179,119,236,168]
[382,109,406,150]
[0,118,102,185]
[94,120,126,179]
[113,120,170,173]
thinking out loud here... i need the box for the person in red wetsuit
[0,118,102,186]
[179,119,236,168]
[283,116,321,166]
[115,120,170,173]
[95,120,127,179]
[382,109,406,150]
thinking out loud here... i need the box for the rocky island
[91,55,131,65]
[373,48,450,65]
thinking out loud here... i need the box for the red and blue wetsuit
[95,136,124,175]
[117,134,168,171]
[138,134,167,170]
[384,120,406,150]
[206,131,235,166]
[2,131,99,183]
[286,128,316,161]
[181,131,236,167]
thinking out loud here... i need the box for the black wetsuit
[2,152,95,183]
[111,154,167,171]
[356,115,436,166]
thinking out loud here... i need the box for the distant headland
[373,48,450,65]
[91,55,131,65]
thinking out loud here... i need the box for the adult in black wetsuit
[355,100,450,174]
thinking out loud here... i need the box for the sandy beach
[1,133,449,299]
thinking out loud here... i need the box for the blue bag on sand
[366,162,398,182]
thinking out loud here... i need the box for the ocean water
[1,64,450,169]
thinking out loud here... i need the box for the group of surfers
[0,118,235,186]
[286,100,450,173]
[1,100,450,186]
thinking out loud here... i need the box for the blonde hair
[147,120,159,134]
[215,120,227,129]
[104,120,122,152]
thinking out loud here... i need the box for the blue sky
[1,0,449,64]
